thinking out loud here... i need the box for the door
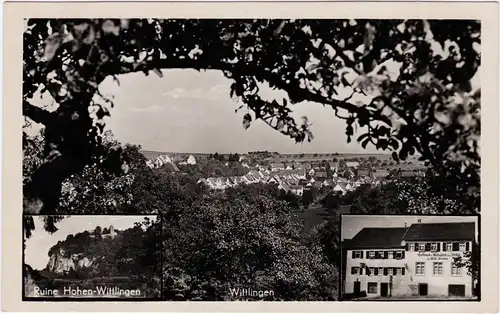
[418,283,428,296]
[353,281,361,295]
[448,284,465,297]
[380,283,389,297]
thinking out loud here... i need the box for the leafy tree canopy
[162,184,337,300]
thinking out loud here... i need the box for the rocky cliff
[46,248,94,274]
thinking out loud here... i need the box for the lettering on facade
[416,252,461,261]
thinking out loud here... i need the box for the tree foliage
[162,184,337,300]
[23,19,480,213]
[349,178,475,215]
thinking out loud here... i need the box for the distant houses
[270,162,286,171]
[142,151,425,197]
[346,161,360,169]
[187,155,197,165]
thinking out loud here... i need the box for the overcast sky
[341,215,478,241]
[24,215,156,270]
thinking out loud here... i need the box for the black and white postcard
[2,1,498,313]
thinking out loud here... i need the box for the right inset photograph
[340,215,479,301]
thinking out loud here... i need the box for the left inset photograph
[23,215,162,300]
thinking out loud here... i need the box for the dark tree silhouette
[23,19,480,213]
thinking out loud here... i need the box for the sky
[24,215,156,270]
[29,69,384,154]
[341,215,478,241]
[25,20,480,155]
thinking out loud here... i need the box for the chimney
[417,219,422,223]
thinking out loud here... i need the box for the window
[388,251,394,259]
[416,262,425,275]
[388,268,394,276]
[459,242,466,251]
[451,264,462,276]
[433,262,443,276]
[419,243,425,251]
[395,251,403,259]
[378,267,384,275]
[369,251,375,258]
[354,251,361,258]
[431,243,438,251]
[396,268,402,275]
[369,267,375,275]
[446,242,453,251]
[367,282,378,294]
[409,243,415,251]
[378,250,384,256]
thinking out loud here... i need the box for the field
[301,205,350,233]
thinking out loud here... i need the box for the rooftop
[347,227,408,249]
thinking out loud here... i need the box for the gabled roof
[271,162,285,168]
[348,227,408,249]
[162,162,180,172]
[315,171,328,177]
[403,222,475,241]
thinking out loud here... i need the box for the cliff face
[46,249,94,274]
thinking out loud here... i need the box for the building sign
[416,252,461,261]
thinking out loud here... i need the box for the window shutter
[402,267,405,275]
[437,243,441,251]
[374,268,379,275]
[405,243,409,251]
[384,251,388,259]
[383,268,388,276]
[425,243,431,251]
[453,242,459,251]
[351,267,355,274]
[393,267,397,275]
[359,267,363,275]
[402,250,405,258]
[466,242,470,251]
[352,251,355,258]
[443,243,447,252]
[360,251,364,259]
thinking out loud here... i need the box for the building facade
[344,221,475,298]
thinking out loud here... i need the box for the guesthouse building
[343,221,476,299]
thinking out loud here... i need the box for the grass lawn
[300,204,350,233]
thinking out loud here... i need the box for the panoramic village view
[22,19,480,301]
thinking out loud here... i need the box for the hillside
[43,224,159,277]
[24,221,161,298]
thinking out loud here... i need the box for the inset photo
[23,215,162,300]
[340,215,479,301]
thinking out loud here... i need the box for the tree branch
[23,100,55,125]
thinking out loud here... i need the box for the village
[143,151,428,196]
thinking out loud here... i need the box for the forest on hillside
[24,217,161,299]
